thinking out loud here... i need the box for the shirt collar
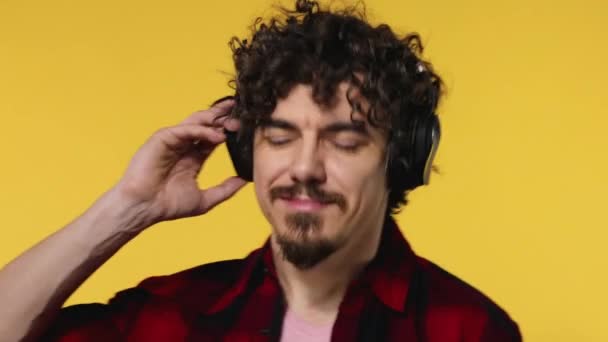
[204,217,417,315]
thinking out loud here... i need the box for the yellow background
[1,0,606,340]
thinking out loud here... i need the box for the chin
[275,232,339,270]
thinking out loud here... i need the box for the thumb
[199,176,248,213]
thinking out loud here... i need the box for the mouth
[279,196,328,212]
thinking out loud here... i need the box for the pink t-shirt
[280,308,334,342]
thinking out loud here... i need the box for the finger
[153,124,226,153]
[199,176,247,213]
[223,117,241,132]
[181,98,235,126]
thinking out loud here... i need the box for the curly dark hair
[227,0,443,215]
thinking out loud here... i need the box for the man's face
[252,83,390,269]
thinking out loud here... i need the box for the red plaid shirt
[42,219,521,341]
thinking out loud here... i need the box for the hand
[114,98,246,226]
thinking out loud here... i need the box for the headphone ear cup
[211,95,254,182]
[387,113,440,190]
[411,113,440,186]
[225,129,254,182]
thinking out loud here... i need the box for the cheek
[253,150,276,222]
[327,155,387,206]
[252,146,290,204]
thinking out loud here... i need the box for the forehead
[271,83,369,126]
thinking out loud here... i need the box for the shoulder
[415,257,522,341]
[130,251,259,313]
[43,255,257,340]
[136,257,247,296]
[61,257,251,315]
[416,256,510,312]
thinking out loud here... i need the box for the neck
[270,216,386,324]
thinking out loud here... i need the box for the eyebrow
[260,118,370,136]
[323,121,369,136]
[259,118,297,131]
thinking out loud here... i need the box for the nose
[289,138,327,185]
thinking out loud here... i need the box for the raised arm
[0,98,245,342]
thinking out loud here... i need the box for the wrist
[85,186,155,238]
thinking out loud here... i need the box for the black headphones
[214,95,440,189]
[387,111,440,190]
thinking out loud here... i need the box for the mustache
[269,182,347,212]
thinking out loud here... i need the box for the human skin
[254,83,391,325]
[0,81,393,340]
[0,99,246,342]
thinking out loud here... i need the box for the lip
[280,197,327,211]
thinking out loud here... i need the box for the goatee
[276,212,338,270]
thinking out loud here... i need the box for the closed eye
[266,136,292,146]
[333,140,364,152]
[329,131,367,153]
[262,127,295,146]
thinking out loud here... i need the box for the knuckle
[153,127,171,136]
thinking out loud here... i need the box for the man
[0,0,521,341]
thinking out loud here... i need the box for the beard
[275,212,341,270]
[269,181,348,270]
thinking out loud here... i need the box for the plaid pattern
[42,219,521,341]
